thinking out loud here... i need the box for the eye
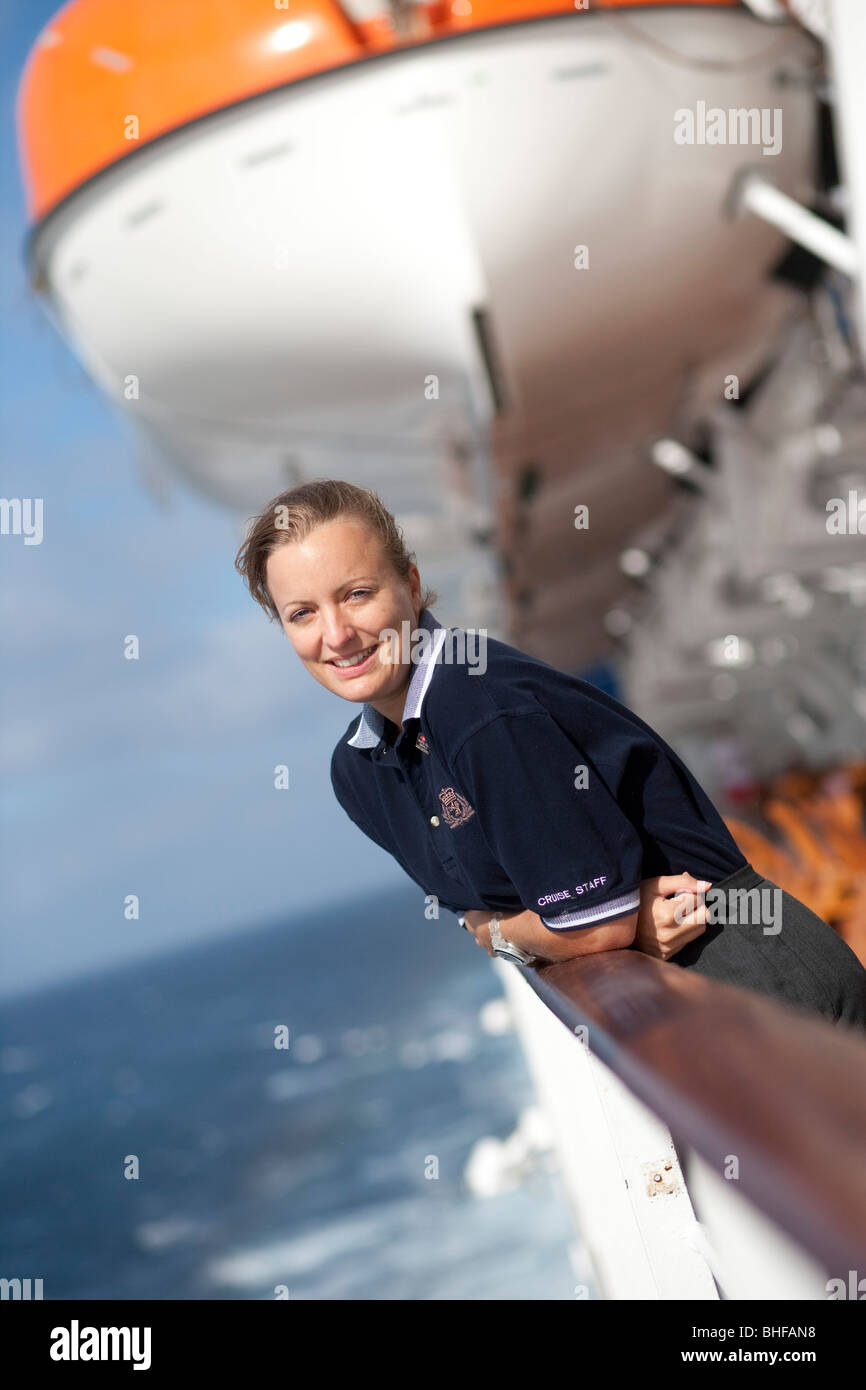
[286,589,372,624]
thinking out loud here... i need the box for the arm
[464,870,711,963]
[452,711,646,944]
[463,904,638,963]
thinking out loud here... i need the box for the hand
[463,909,495,956]
[634,872,712,961]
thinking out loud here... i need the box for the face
[265,518,423,721]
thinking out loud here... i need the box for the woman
[235,479,866,1032]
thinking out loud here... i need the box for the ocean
[0,883,586,1300]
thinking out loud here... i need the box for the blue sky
[0,0,410,998]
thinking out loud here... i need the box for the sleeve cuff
[540,887,640,931]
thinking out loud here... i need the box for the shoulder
[421,628,533,747]
[423,624,612,762]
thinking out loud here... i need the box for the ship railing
[493,947,866,1300]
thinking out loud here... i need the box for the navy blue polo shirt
[329,608,747,930]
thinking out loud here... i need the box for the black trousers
[672,861,866,1033]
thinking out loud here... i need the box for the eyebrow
[280,577,379,617]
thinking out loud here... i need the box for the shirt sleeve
[452,708,645,930]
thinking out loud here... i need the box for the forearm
[469,905,638,962]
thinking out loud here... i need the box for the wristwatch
[488,911,537,966]
[457,910,536,966]
[489,911,536,967]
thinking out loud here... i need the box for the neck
[369,680,412,730]
[368,605,426,728]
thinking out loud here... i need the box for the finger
[668,907,709,930]
[667,896,710,928]
[668,887,713,918]
[651,874,696,896]
[654,873,712,897]
[663,922,708,955]
[651,917,706,947]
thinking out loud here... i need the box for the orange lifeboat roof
[17,0,739,225]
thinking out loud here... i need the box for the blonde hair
[234,478,438,622]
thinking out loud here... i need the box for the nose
[319,608,358,656]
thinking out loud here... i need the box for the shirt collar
[346,607,449,749]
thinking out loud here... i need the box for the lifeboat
[17,1,820,664]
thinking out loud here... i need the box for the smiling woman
[234,479,866,1031]
[235,479,438,727]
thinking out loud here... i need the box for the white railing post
[494,960,720,1300]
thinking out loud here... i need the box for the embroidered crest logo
[438,786,475,828]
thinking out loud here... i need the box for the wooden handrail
[520,948,866,1276]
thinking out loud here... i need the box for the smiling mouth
[328,643,379,668]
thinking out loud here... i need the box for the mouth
[326,642,380,677]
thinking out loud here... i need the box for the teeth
[332,644,377,668]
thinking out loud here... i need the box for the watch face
[492,945,531,965]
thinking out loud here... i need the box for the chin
[321,666,379,695]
